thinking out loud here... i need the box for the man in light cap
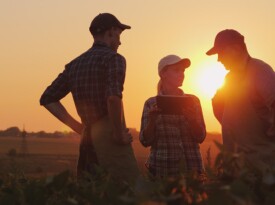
[40,13,139,182]
[207,29,275,168]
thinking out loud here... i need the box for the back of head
[89,13,131,37]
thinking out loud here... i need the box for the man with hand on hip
[40,13,139,183]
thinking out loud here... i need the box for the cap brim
[174,58,191,69]
[119,23,131,30]
[206,47,217,55]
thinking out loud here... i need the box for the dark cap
[89,13,131,35]
[206,29,245,55]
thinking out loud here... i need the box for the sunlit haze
[1,0,274,133]
[194,62,228,98]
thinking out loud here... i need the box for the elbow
[140,140,150,148]
[39,96,46,106]
[139,131,152,147]
[213,111,223,124]
[199,130,207,144]
[139,137,150,147]
[194,127,206,144]
[190,123,206,143]
[40,94,56,106]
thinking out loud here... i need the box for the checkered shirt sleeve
[106,54,126,98]
[39,71,70,105]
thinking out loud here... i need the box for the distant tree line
[0,126,140,139]
[0,127,21,137]
[0,126,78,138]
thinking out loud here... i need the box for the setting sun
[194,61,228,98]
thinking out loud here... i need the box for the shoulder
[109,52,126,62]
[64,48,97,71]
[115,52,126,61]
[184,94,200,103]
[184,94,203,110]
[249,58,274,75]
[144,96,157,107]
[107,53,127,70]
[145,96,157,104]
[247,58,274,86]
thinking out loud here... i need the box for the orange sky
[1,0,275,133]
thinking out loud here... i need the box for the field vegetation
[1,128,274,204]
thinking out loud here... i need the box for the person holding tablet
[139,54,206,177]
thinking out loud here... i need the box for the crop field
[1,133,275,205]
[0,133,222,177]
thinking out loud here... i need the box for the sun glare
[194,61,228,98]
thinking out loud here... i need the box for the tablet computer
[156,95,194,115]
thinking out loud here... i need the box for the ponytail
[157,79,163,95]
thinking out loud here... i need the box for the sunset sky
[1,0,275,133]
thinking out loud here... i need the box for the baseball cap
[89,13,131,35]
[158,55,191,75]
[206,29,245,55]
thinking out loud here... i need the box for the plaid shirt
[40,42,126,125]
[140,92,206,177]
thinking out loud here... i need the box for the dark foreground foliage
[1,141,275,205]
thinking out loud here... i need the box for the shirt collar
[92,41,109,48]
[159,88,184,96]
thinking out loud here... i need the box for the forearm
[107,96,123,139]
[43,102,83,134]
